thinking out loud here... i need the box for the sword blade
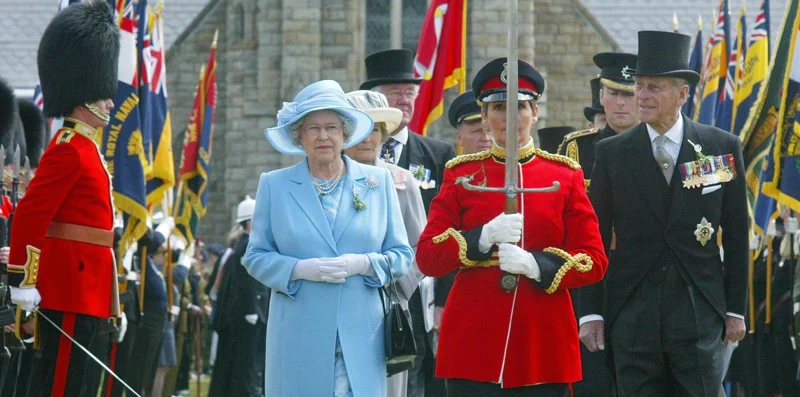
[504,0,520,214]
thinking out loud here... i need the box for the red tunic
[0,195,12,219]
[416,144,607,387]
[8,118,116,319]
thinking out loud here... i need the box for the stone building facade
[165,0,619,244]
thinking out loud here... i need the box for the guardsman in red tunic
[7,2,120,396]
[416,58,608,396]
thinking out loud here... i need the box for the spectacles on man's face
[385,89,417,100]
[303,123,344,137]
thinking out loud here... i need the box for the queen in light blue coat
[243,80,412,397]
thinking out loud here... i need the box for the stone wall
[533,0,619,132]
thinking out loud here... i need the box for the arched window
[366,0,426,55]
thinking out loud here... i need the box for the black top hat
[537,126,576,153]
[634,31,700,85]
[448,90,481,128]
[38,0,120,117]
[593,52,637,92]
[584,78,605,123]
[360,49,423,90]
[472,58,545,103]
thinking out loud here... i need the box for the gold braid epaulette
[445,151,491,169]
[534,149,580,170]
[542,247,593,294]
[556,128,598,154]
[432,228,485,267]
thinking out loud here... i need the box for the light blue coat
[243,156,412,397]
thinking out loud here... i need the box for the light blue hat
[265,80,375,155]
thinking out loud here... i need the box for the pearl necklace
[310,161,345,195]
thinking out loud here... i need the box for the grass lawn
[187,375,210,397]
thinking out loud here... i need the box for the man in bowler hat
[361,49,456,397]
[579,31,748,396]
[448,90,492,155]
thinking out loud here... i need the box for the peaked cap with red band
[472,58,545,104]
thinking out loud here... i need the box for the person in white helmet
[209,195,269,397]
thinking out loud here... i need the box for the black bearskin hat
[0,78,15,151]
[37,0,119,117]
[18,100,47,167]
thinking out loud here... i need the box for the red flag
[409,0,467,135]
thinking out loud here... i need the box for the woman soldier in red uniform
[416,58,608,396]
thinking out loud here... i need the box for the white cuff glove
[337,253,376,277]
[498,243,540,281]
[10,287,41,312]
[244,314,258,325]
[479,213,523,253]
[749,235,760,250]
[291,258,347,283]
[117,312,128,343]
[155,216,176,238]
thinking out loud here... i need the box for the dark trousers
[208,321,264,397]
[572,344,613,397]
[106,321,137,397]
[1,340,34,397]
[446,379,568,397]
[609,256,724,397]
[407,289,427,397]
[29,309,109,397]
[128,304,167,396]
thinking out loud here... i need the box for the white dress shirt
[646,115,683,163]
[579,115,742,326]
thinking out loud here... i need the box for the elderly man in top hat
[7,1,121,396]
[361,49,456,397]
[579,31,748,396]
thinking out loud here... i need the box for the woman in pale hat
[242,80,412,397]
[345,90,430,397]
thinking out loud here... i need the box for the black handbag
[380,256,418,376]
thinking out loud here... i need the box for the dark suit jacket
[214,234,270,330]
[580,116,749,329]
[397,131,457,213]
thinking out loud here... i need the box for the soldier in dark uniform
[584,78,606,129]
[7,2,121,396]
[209,196,268,397]
[537,126,576,154]
[557,52,639,397]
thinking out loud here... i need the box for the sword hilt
[458,180,561,195]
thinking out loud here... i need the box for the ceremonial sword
[457,0,560,292]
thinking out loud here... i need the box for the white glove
[244,314,258,325]
[336,253,376,277]
[749,235,760,250]
[479,213,524,253]
[498,243,540,281]
[291,258,347,283]
[785,217,799,234]
[117,312,128,343]
[767,220,778,237]
[155,216,176,238]
[10,287,41,312]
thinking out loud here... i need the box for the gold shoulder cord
[533,149,580,170]
[446,151,492,169]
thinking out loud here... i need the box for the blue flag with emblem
[101,0,149,251]
[695,0,729,126]
[138,0,174,210]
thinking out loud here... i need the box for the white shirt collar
[646,114,684,145]
[392,126,409,145]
